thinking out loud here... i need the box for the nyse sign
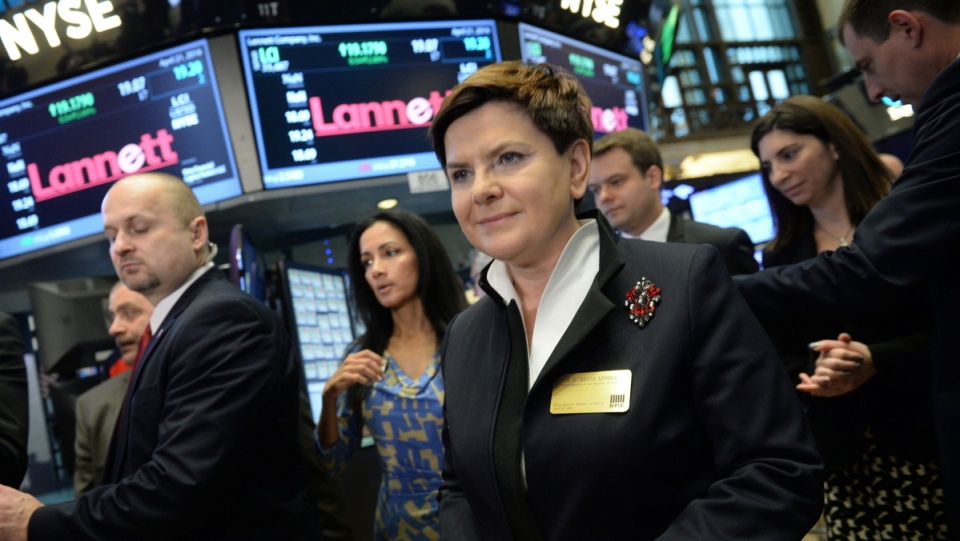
[559,0,623,29]
[0,0,122,61]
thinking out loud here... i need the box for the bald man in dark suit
[0,174,319,541]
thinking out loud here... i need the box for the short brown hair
[592,128,663,176]
[839,0,960,44]
[429,61,593,169]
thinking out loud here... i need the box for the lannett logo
[592,106,629,133]
[28,129,178,202]
[309,91,451,136]
[0,0,122,61]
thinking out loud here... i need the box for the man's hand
[0,484,43,541]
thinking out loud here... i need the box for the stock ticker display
[239,20,502,190]
[0,38,241,259]
[518,22,648,135]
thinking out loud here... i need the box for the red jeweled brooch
[625,278,661,328]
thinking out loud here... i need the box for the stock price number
[288,129,314,143]
[291,148,318,162]
[463,36,491,52]
[339,41,388,58]
[117,76,147,97]
[16,214,38,231]
[11,195,34,212]
[285,110,311,124]
[48,92,95,118]
[6,178,29,194]
[527,41,544,57]
[568,53,595,76]
[410,38,438,54]
[173,60,205,81]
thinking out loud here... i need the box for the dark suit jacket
[763,238,939,472]
[666,213,758,275]
[73,371,130,497]
[0,312,28,488]
[440,217,823,540]
[29,269,319,540]
[735,57,960,530]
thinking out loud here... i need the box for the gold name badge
[550,370,631,414]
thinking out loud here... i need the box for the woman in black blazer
[427,61,824,541]
[753,95,948,539]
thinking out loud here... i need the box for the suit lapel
[119,270,214,399]
[104,269,219,482]
[666,212,684,243]
[103,316,176,483]
[492,301,545,541]
[125,328,159,390]
[531,215,625,393]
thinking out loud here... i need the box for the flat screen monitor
[518,22,648,134]
[0,38,243,261]
[228,224,266,302]
[686,172,775,245]
[28,276,116,373]
[825,78,914,143]
[238,20,502,190]
[277,260,357,420]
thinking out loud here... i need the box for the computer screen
[0,38,243,261]
[28,276,116,373]
[824,77,914,143]
[685,172,775,245]
[276,260,357,420]
[517,22,648,134]
[238,19,502,190]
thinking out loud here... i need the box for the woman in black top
[753,95,948,539]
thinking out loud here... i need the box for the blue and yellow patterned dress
[319,350,444,541]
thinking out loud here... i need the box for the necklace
[815,223,855,247]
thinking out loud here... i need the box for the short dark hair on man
[593,128,663,175]
[429,61,593,169]
[346,208,466,355]
[839,0,960,44]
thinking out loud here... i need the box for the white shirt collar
[149,262,215,333]
[486,219,601,388]
[619,207,670,242]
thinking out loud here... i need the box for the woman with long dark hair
[753,95,948,539]
[317,209,466,541]
[753,95,890,260]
